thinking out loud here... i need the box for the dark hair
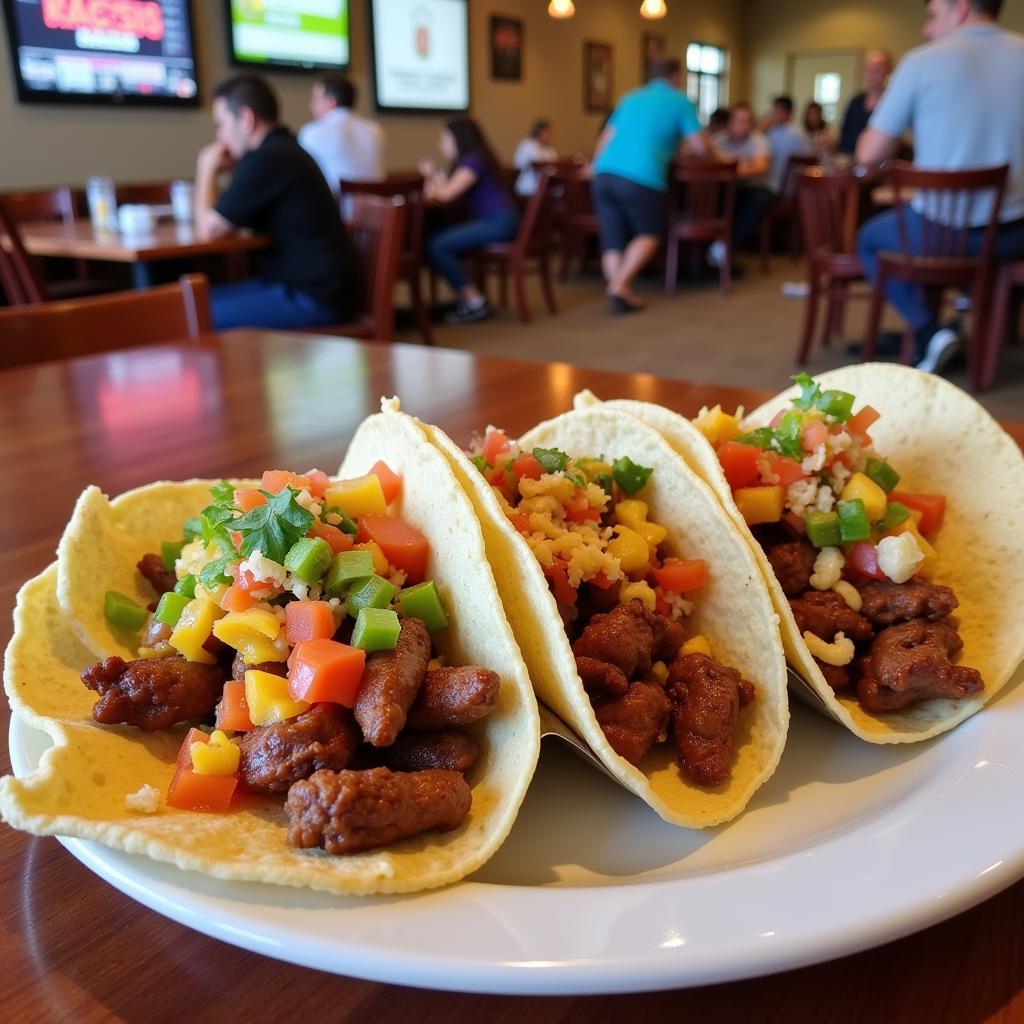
[531,119,551,139]
[708,107,730,130]
[213,74,279,124]
[318,73,357,109]
[803,101,826,132]
[648,56,681,81]
[932,0,1004,15]
[446,118,505,185]
[772,95,794,116]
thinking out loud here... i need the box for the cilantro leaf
[471,455,491,474]
[532,447,570,474]
[233,488,314,563]
[209,480,235,505]
[791,372,821,411]
[183,515,203,542]
[197,503,237,554]
[198,556,236,592]
[612,456,654,495]
[736,428,775,450]
[773,411,806,461]
[596,472,614,496]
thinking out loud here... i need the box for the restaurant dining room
[2,0,1024,1020]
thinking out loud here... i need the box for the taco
[576,364,1024,743]
[0,401,540,895]
[420,406,789,829]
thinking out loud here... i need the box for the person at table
[856,0,1024,373]
[298,73,385,201]
[513,119,558,197]
[419,118,519,325]
[762,95,812,195]
[708,103,772,269]
[591,56,709,313]
[837,50,893,155]
[803,101,837,159]
[194,74,355,330]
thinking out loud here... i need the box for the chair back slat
[340,176,425,271]
[348,195,407,342]
[671,160,738,226]
[513,169,557,258]
[116,181,176,206]
[1,187,77,225]
[0,198,48,305]
[796,168,860,259]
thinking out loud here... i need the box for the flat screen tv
[2,0,200,106]
[225,0,349,71]
[369,0,469,114]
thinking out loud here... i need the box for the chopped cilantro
[736,427,774,450]
[198,556,236,591]
[773,411,806,460]
[532,447,570,474]
[792,372,821,410]
[182,515,203,542]
[471,455,491,474]
[209,480,235,505]
[612,456,653,495]
[597,472,614,496]
[233,487,315,563]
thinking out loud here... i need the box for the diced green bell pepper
[398,579,449,633]
[837,498,871,543]
[346,574,397,616]
[324,549,376,598]
[864,457,901,494]
[878,501,912,532]
[805,510,841,548]
[816,389,855,421]
[161,541,186,573]
[351,607,401,652]
[283,537,333,584]
[104,591,148,632]
[174,574,197,598]
[154,591,190,628]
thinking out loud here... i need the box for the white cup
[117,204,154,236]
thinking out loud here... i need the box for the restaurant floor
[417,263,1024,422]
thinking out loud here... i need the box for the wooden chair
[0,273,211,370]
[323,195,407,343]
[0,197,48,304]
[981,260,1024,391]
[339,176,432,345]
[759,154,817,272]
[794,168,866,365]
[559,164,600,279]
[116,182,175,205]
[862,161,1009,390]
[472,169,559,324]
[665,160,737,295]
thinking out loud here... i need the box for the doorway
[787,50,863,133]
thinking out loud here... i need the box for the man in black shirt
[837,50,893,155]
[195,74,356,329]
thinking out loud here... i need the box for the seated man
[856,0,1024,372]
[195,74,356,330]
[763,95,812,196]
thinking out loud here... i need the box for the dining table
[18,219,270,288]
[1,329,1022,1023]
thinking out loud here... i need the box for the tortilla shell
[2,412,540,895]
[577,363,1024,743]
[422,406,789,828]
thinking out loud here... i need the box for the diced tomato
[507,512,530,533]
[769,410,786,428]
[229,530,243,551]
[591,570,617,590]
[286,600,336,645]
[512,453,543,480]
[847,406,880,438]
[261,470,311,494]
[216,680,254,732]
[565,491,600,523]
[220,584,255,613]
[889,491,946,536]
[304,469,331,499]
[232,564,283,597]
[833,451,851,470]
[308,520,354,554]
[369,461,403,505]
[288,639,366,706]
[355,515,431,582]
[484,464,506,486]
[845,541,886,581]
[782,511,807,536]
[802,420,829,452]
[765,452,805,486]
[234,488,267,513]
[717,441,763,491]
[544,560,577,607]
[482,429,512,465]
[175,727,210,771]
[166,765,237,813]
[651,558,707,593]
[654,593,671,617]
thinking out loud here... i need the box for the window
[814,72,842,125]
[686,42,729,125]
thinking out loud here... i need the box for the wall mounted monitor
[2,0,199,106]
[225,0,349,71]
[369,0,469,114]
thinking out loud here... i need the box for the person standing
[298,73,385,200]
[838,50,893,155]
[591,56,708,313]
[856,0,1024,372]
[513,120,558,197]
[194,74,356,330]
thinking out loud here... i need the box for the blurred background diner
[1,0,1023,410]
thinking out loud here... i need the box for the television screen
[369,0,469,114]
[2,0,199,106]
[226,0,349,71]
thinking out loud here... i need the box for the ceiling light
[640,0,667,18]
[548,0,575,18]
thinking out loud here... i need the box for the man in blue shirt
[592,58,707,313]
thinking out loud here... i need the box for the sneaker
[609,293,644,315]
[444,299,493,325]
[915,327,962,374]
[707,240,727,268]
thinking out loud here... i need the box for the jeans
[210,279,340,330]
[858,208,1024,339]
[733,184,775,245]
[427,209,519,291]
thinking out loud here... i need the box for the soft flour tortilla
[422,405,789,829]
[1,408,540,895]
[577,363,1024,743]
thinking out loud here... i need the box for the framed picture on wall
[584,41,614,112]
[642,33,666,83]
[490,15,523,81]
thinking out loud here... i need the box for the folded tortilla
[420,405,789,829]
[1,404,540,895]
[576,363,1024,743]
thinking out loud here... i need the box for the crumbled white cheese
[814,485,837,513]
[240,550,288,587]
[294,488,323,517]
[124,784,160,814]
[877,533,925,584]
[290,580,323,602]
[803,630,855,667]
[787,479,819,517]
[825,430,852,460]
[325,512,343,527]
[387,568,408,589]
[658,589,694,620]
[827,461,852,493]
[801,443,828,474]
[810,547,845,590]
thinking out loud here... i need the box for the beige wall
[0,0,744,190]
[746,0,1024,115]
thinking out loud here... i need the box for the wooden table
[19,219,269,288]
[1,330,1022,1023]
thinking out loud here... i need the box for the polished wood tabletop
[1,330,1022,1023]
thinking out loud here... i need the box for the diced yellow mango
[190,730,240,776]
[580,459,612,483]
[695,405,741,446]
[841,472,888,523]
[614,499,668,548]
[619,580,657,612]
[168,598,224,664]
[212,609,287,664]
[734,485,784,525]
[324,475,387,519]
[244,670,311,727]
[681,635,713,657]
[608,526,650,575]
[884,518,937,579]
[355,540,389,576]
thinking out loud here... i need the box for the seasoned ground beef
[360,729,479,774]
[790,590,875,644]
[575,655,630,697]
[405,666,500,730]
[572,599,658,679]
[593,682,671,765]
[767,540,818,597]
[857,579,958,627]
[136,553,177,596]
[815,658,851,691]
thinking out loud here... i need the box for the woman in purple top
[420,118,519,324]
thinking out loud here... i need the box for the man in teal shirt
[592,57,707,313]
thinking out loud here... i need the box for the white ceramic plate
[9,666,1024,996]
